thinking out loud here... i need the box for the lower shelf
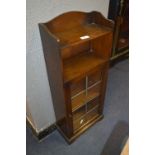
[56,114,103,144]
[71,83,101,112]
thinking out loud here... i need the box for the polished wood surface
[63,52,105,84]
[45,11,114,33]
[39,11,113,143]
[39,24,66,122]
[54,23,111,48]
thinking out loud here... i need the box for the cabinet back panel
[91,33,113,60]
[61,41,90,60]
[45,12,91,33]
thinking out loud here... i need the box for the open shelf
[53,23,111,48]
[63,52,105,84]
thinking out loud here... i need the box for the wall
[27,0,110,132]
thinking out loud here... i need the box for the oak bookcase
[39,11,114,143]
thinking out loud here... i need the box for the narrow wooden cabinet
[39,11,114,143]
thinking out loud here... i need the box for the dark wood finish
[39,24,66,122]
[108,0,129,61]
[39,11,113,143]
[63,52,105,84]
[56,115,103,144]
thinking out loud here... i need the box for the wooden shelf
[72,97,100,122]
[63,52,105,84]
[54,23,111,48]
[72,83,101,112]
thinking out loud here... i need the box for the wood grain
[63,52,105,84]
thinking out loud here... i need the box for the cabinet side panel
[39,24,66,122]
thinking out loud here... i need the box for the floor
[26,59,129,155]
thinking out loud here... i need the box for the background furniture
[108,0,129,61]
[39,11,113,143]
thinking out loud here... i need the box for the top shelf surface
[53,23,112,48]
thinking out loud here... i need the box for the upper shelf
[41,11,114,48]
[53,23,112,48]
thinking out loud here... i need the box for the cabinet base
[56,115,104,144]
